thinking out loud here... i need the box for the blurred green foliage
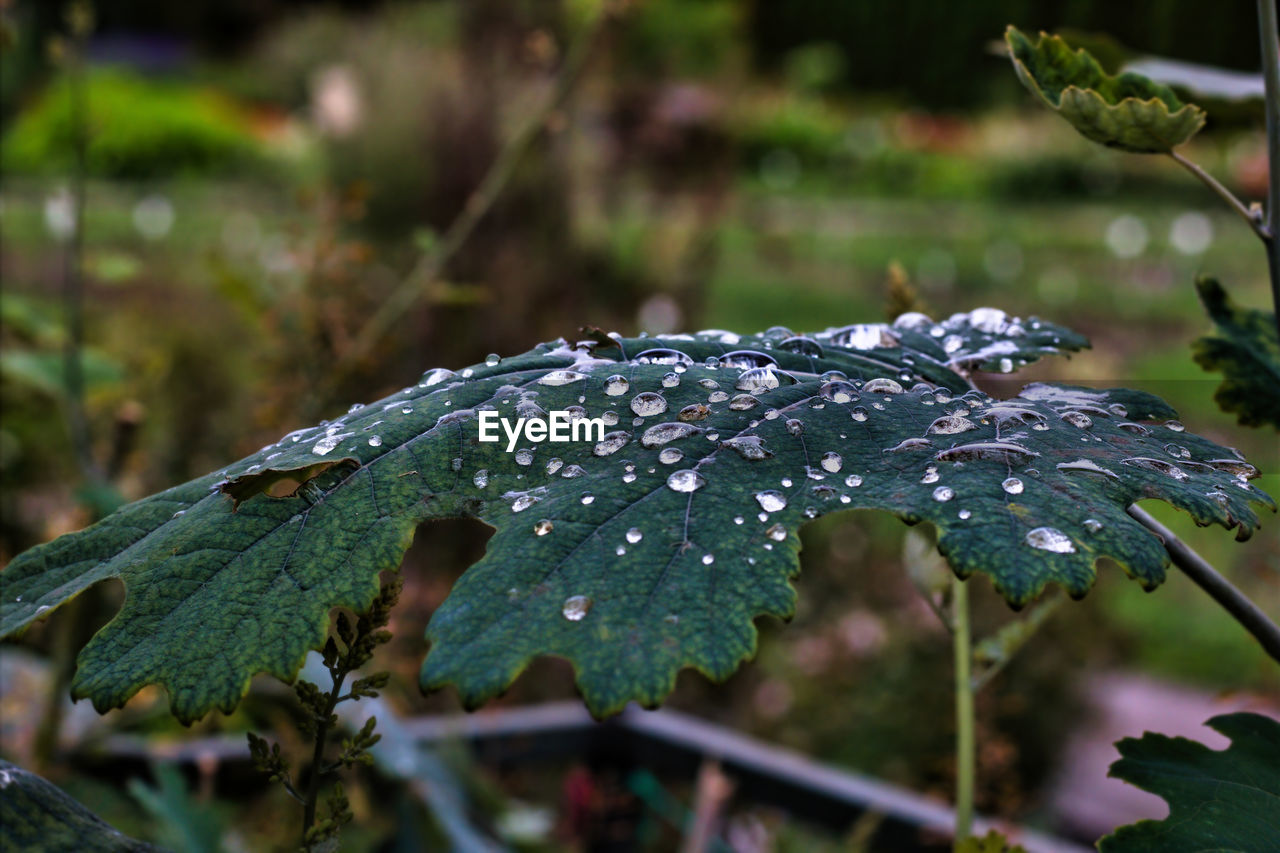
[2,68,261,179]
[751,0,1259,108]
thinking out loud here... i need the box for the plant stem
[1128,505,1280,664]
[332,3,617,386]
[951,574,975,847]
[1167,150,1265,239]
[61,4,102,489]
[302,669,348,847]
[1259,0,1280,338]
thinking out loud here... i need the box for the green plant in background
[1097,712,1280,851]
[1,67,261,180]
[998,6,1280,851]
[1006,16,1280,431]
[246,577,397,851]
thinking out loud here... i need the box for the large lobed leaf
[1099,713,1280,853]
[0,310,1270,721]
[1005,26,1206,153]
[0,761,162,852]
[1192,278,1280,431]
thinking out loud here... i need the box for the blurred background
[1,0,1277,850]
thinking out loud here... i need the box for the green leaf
[1192,278,1280,430]
[0,311,1270,721]
[0,761,162,852]
[956,830,1028,853]
[1100,712,1280,853]
[127,763,224,853]
[1005,26,1206,153]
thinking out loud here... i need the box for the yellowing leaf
[1005,26,1205,153]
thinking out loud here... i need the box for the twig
[970,591,1065,692]
[60,2,102,488]
[1167,150,1267,239]
[1128,504,1280,664]
[331,4,619,386]
[951,574,975,847]
[301,669,347,843]
[1258,0,1280,338]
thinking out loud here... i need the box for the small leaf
[0,312,1268,722]
[1192,278,1280,430]
[1100,712,1280,852]
[956,830,1029,853]
[0,760,161,852]
[1005,26,1206,153]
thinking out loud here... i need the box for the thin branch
[331,4,619,386]
[60,2,104,489]
[1167,150,1268,240]
[1258,0,1280,338]
[970,590,1065,692]
[1128,504,1280,665]
[951,574,975,847]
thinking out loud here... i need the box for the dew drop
[473,469,489,488]
[1083,518,1104,533]
[662,372,680,387]
[511,493,541,512]
[594,431,631,456]
[421,367,457,387]
[581,493,595,505]
[679,404,710,422]
[820,452,843,473]
[719,350,778,370]
[367,435,383,447]
[538,369,588,386]
[534,519,553,536]
[666,469,707,493]
[862,378,904,395]
[1025,527,1076,553]
[729,394,760,411]
[626,527,643,543]
[631,392,668,417]
[785,418,805,436]
[1060,411,1092,429]
[1164,420,1185,432]
[485,353,501,367]
[920,466,940,484]
[932,486,955,502]
[604,375,630,396]
[659,447,684,465]
[642,422,702,447]
[851,407,869,422]
[701,553,715,565]
[1002,477,1024,495]
[1122,457,1189,481]
[927,415,976,435]
[958,509,972,520]
[845,474,863,487]
[562,595,591,621]
[779,335,824,356]
[636,348,694,367]
[515,448,534,466]
[755,490,787,512]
